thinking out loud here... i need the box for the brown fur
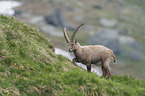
[63,24,116,79]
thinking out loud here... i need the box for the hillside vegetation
[0,15,145,96]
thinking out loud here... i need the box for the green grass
[0,15,145,95]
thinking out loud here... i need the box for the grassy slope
[0,15,145,96]
[13,0,145,79]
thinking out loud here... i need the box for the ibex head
[63,24,84,52]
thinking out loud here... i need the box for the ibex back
[63,24,116,79]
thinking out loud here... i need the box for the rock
[14,9,23,16]
[85,25,94,30]
[119,28,132,35]
[119,15,130,21]
[110,0,123,1]
[119,35,137,48]
[30,16,44,25]
[119,35,140,60]
[115,3,123,10]
[92,5,103,10]
[77,1,85,7]
[55,48,72,60]
[130,53,140,60]
[99,18,118,27]
[74,16,84,21]
[40,25,63,37]
[144,36,145,40]
[88,28,121,54]
[0,1,21,16]
[64,2,72,8]
[73,8,83,13]
[45,8,67,28]
[44,8,73,30]
[22,13,33,18]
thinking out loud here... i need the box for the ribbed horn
[71,24,84,42]
[63,28,70,43]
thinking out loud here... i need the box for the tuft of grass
[0,15,145,95]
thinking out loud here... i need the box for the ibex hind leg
[103,64,111,79]
[103,58,112,80]
[101,66,107,77]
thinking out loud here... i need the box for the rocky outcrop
[92,5,103,10]
[30,16,44,25]
[44,8,73,30]
[40,25,63,37]
[119,35,139,60]
[45,8,66,28]
[99,18,118,27]
[119,35,137,48]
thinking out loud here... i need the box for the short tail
[112,54,116,64]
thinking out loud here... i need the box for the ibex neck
[73,45,82,59]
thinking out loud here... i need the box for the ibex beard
[63,24,116,80]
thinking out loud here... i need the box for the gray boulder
[119,35,139,60]
[45,8,67,28]
[119,28,132,35]
[99,18,118,27]
[92,5,103,10]
[74,16,84,21]
[73,8,84,13]
[88,28,121,54]
[14,9,23,16]
[45,8,74,30]
[119,35,137,48]
[40,25,63,37]
[30,16,44,25]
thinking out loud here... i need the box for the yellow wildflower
[14,63,16,65]
[17,68,18,69]
[62,73,64,75]
[37,55,39,57]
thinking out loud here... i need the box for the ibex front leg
[86,63,91,72]
[72,58,77,65]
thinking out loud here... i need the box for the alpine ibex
[63,24,116,79]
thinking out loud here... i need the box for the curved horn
[63,28,70,43]
[71,24,84,42]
